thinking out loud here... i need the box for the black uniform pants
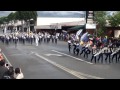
[84,48,91,58]
[80,47,85,56]
[91,54,96,63]
[76,48,79,56]
[112,53,118,63]
[68,43,71,52]
[105,53,111,63]
[52,38,54,43]
[39,38,41,44]
[55,39,57,44]
[73,46,76,54]
[98,53,103,63]
[118,54,120,61]
[44,38,46,43]
[30,38,33,45]
[23,39,25,44]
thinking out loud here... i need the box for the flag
[62,30,67,33]
[80,32,89,42]
[75,29,83,41]
[76,29,83,36]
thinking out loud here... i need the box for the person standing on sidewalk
[0,59,8,79]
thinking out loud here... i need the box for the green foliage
[10,11,37,31]
[0,16,9,24]
[108,11,120,27]
[7,12,16,21]
[15,11,37,22]
[94,11,107,36]
[0,11,37,32]
[97,28,105,37]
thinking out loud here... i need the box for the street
[1,36,120,79]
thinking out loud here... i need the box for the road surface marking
[72,70,104,79]
[7,52,35,56]
[45,54,62,56]
[2,52,12,66]
[33,52,103,79]
[51,50,93,65]
[7,54,24,56]
[32,51,86,79]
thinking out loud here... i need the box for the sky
[0,11,86,18]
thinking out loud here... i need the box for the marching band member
[91,45,97,63]
[68,38,72,53]
[84,41,91,58]
[76,41,80,56]
[35,34,39,46]
[80,42,86,57]
[73,41,77,55]
[97,42,104,63]
[104,45,112,63]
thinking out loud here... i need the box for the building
[34,17,85,34]
[85,11,96,35]
[0,19,35,33]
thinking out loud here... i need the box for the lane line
[7,54,24,56]
[2,52,12,66]
[32,51,87,79]
[45,54,62,56]
[72,70,104,79]
[51,50,103,79]
[33,52,103,79]
[51,50,93,64]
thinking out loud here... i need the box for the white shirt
[14,72,24,79]
[68,40,71,44]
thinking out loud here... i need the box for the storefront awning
[69,25,85,30]
[67,25,85,32]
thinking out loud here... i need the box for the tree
[0,17,4,25]
[108,11,120,27]
[94,11,107,36]
[7,12,16,22]
[7,12,16,32]
[0,17,4,29]
[15,11,38,32]
[25,11,38,32]
[15,11,25,32]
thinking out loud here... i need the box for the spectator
[2,66,15,79]
[0,59,8,79]
[14,68,24,79]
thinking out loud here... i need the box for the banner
[111,48,120,55]
[94,47,108,56]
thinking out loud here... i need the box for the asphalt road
[1,31,120,79]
